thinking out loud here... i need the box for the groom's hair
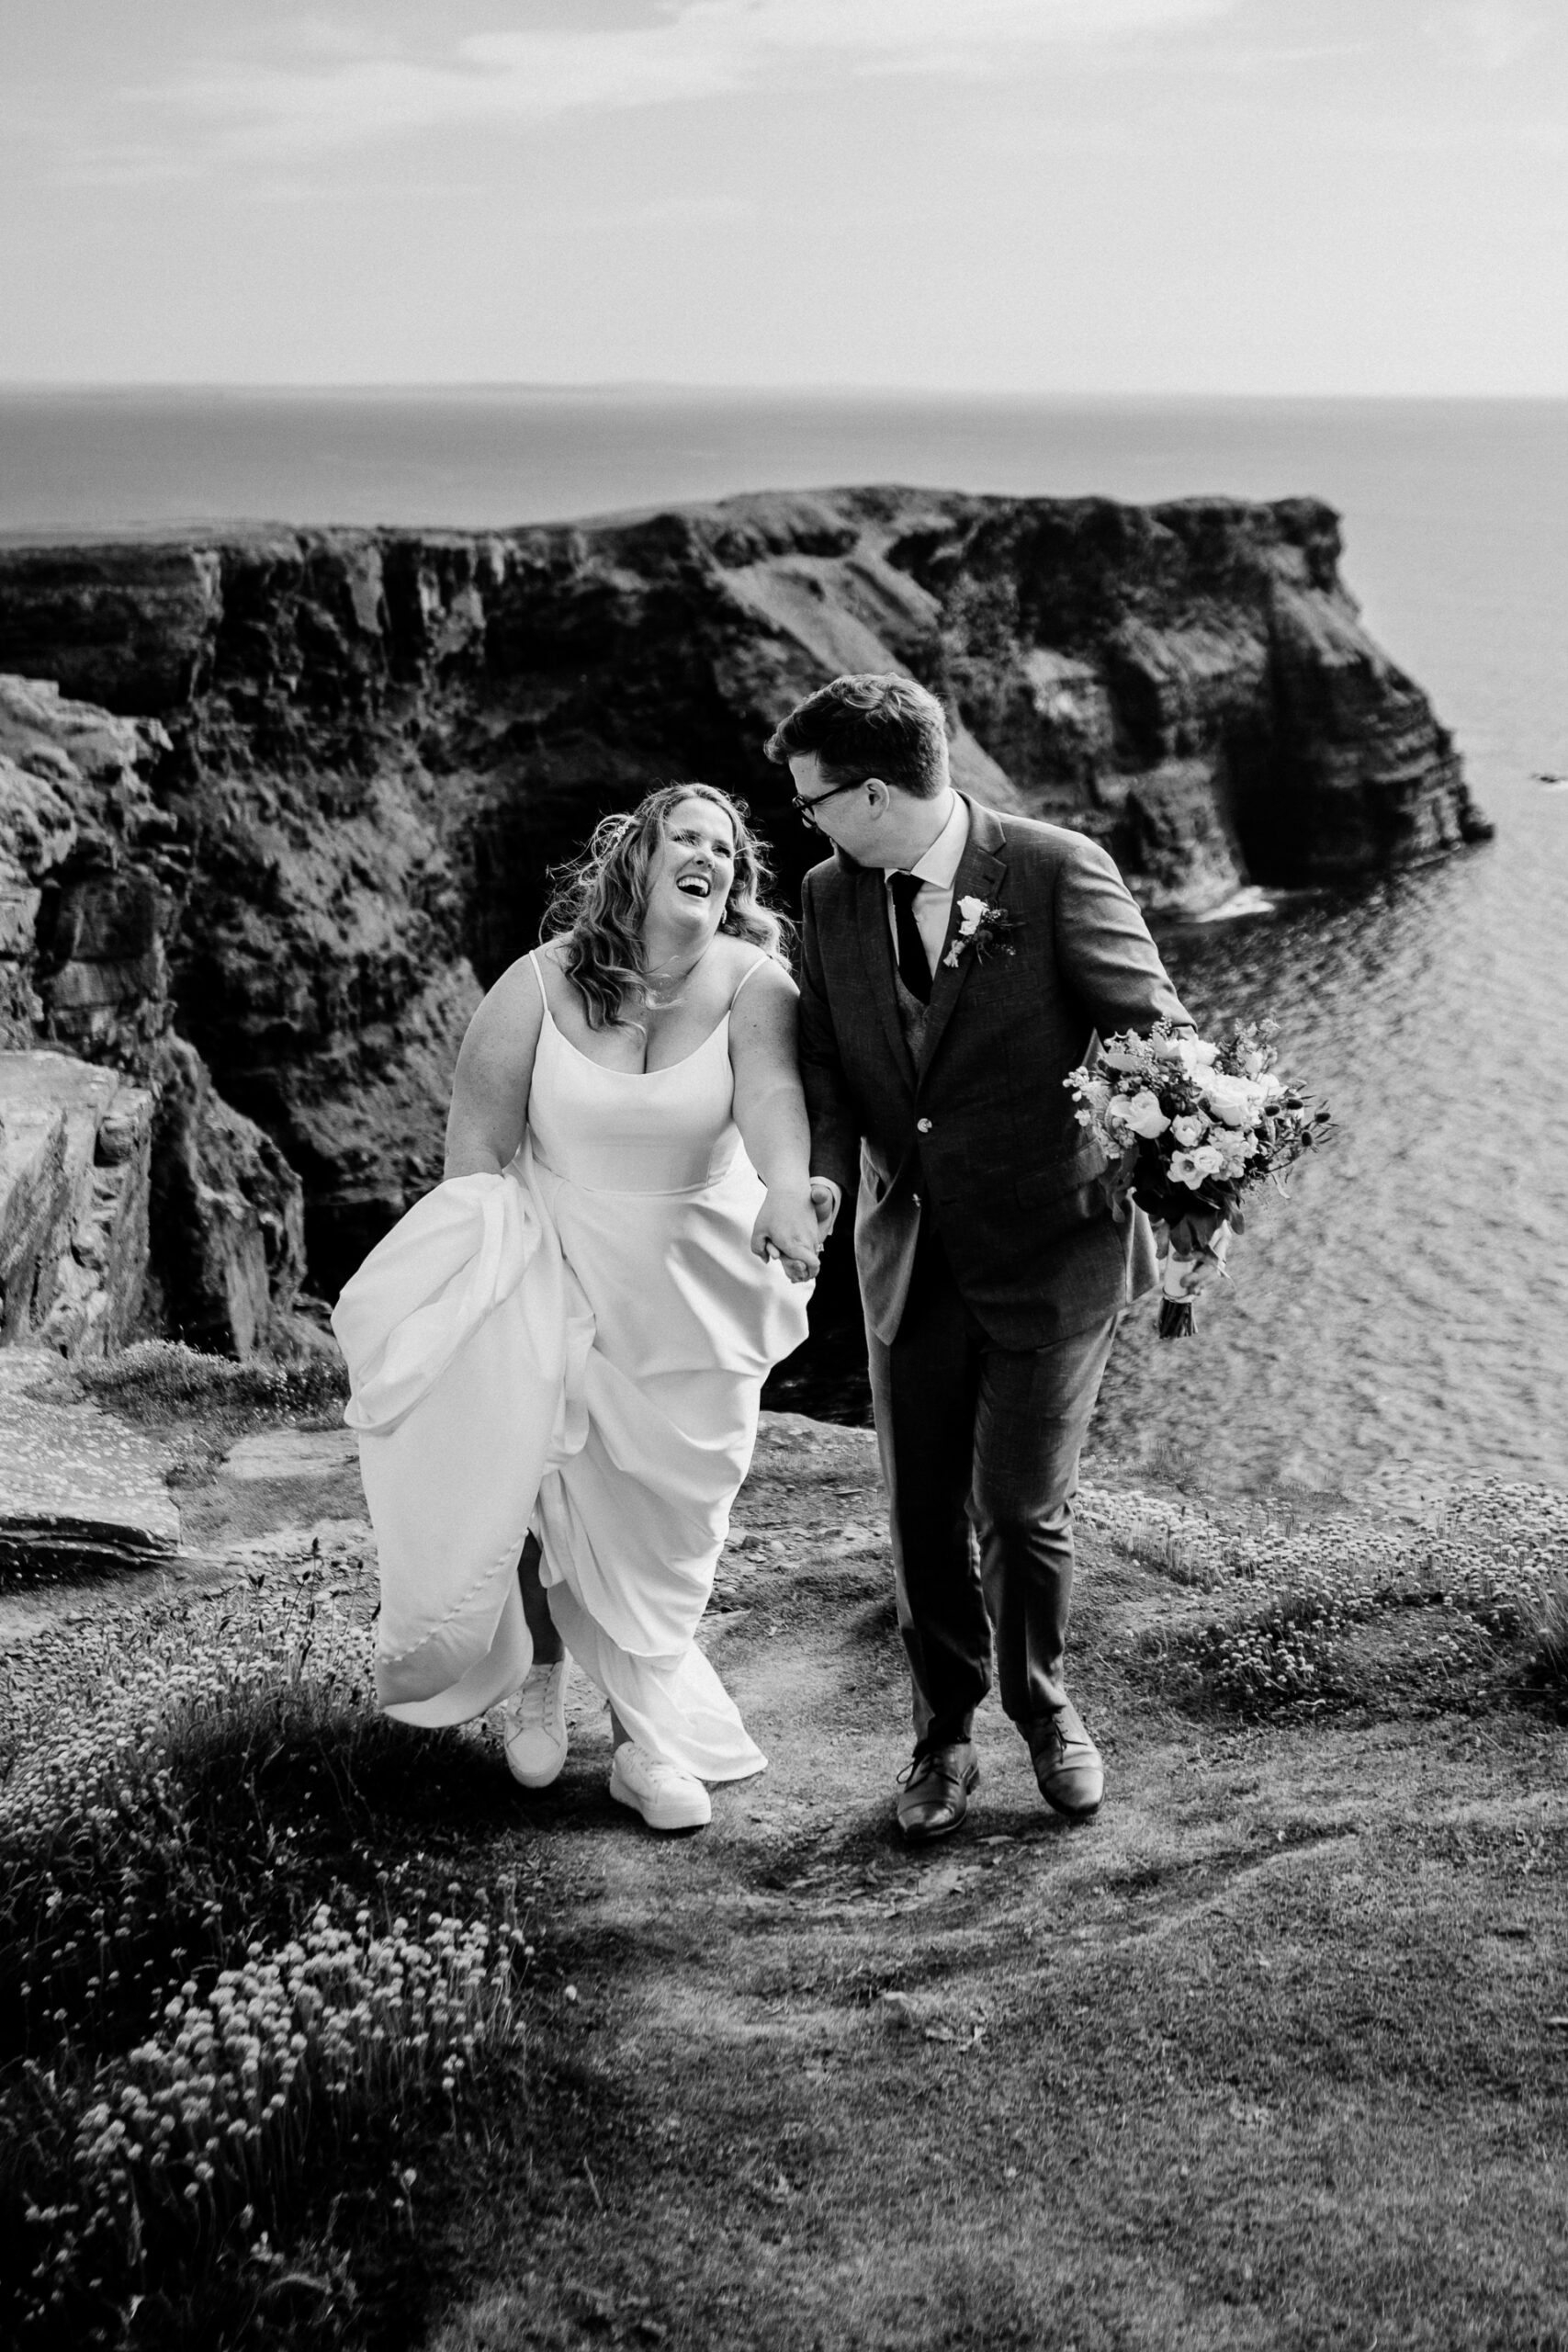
[764,673,951,799]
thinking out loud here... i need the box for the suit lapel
[915,797,1009,1080]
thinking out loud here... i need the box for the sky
[1,0,1564,392]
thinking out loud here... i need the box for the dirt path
[8,1383,1567,2350]
[391,1417,1568,2352]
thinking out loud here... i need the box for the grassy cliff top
[2,1347,1565,2348]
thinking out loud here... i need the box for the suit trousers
[866,1226,1122,1755]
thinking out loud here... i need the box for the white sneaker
[497,1660,570,1789]
[608,1741,711,1832]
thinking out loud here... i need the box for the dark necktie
[888,870,931,1004]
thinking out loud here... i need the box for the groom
[769,674,1190,1842]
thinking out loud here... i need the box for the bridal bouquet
[1065,1018,1331,1339]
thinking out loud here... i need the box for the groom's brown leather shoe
[896,1742,979,1843]
[1027,1702,1103,1820]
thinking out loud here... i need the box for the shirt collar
[906,792,969,889]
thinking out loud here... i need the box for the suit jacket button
[916,1116,932,1133]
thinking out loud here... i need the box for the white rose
[1170,1114,1206,1147]
[956,895,987,932]
[1197,1069,1264,1127]
[1190,1144,1226,1177]
[1174,1035,1219,1072]
[1121,1089,1169,1139]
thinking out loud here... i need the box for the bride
[332,785,822,1833]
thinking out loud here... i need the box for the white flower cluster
[1078,1475,1568,1708]
[25,1903,520,2307]
[1066,1025,1286,1193]
[2,1559,377,1828]
[5,1548,526,2331]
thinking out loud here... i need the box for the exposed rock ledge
[0,488,1490,1326]
[0,677,305,1355]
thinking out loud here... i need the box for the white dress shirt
[886,790,970,977]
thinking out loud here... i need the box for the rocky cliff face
[0,489,1489,1316]
[0,1051,152,1357]
[0,675,304,1352]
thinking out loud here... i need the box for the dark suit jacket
[798,797,1191,1350]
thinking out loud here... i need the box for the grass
[66,1340,351,1487]
[1077,1470,1568,1712]
[73,1340,350,1421]
[0,1549,526,2349]
[4,1362,1568,2347]
[18,1903,512,2342]
[409,1419,1568,2352]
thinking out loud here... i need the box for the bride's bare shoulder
[468,947,547,1039]
[714,934,779,978]
[724,942,796,1023]
[525,938,569,994]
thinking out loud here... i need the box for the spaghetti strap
[528,946,550,1018]
[728,953,773,1010]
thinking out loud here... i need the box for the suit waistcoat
[893,967,931,1058]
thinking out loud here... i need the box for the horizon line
[3,379,1567,404]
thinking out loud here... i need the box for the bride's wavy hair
[541,783,792,1031]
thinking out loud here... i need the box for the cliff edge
[0,487,1489,1317]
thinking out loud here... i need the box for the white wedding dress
[331,952,808,1783]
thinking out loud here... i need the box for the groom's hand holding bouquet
[1066,1018,1331,1337]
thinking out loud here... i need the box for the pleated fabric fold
[332,1161,566,1727]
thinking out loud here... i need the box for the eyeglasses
[792,776,866,831]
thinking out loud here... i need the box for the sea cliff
[0,487,1489,1340]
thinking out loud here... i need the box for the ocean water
[3,388,1566,1494]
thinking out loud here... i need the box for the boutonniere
[942,895,1019,969]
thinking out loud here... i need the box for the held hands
[750,1183,822,1284]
